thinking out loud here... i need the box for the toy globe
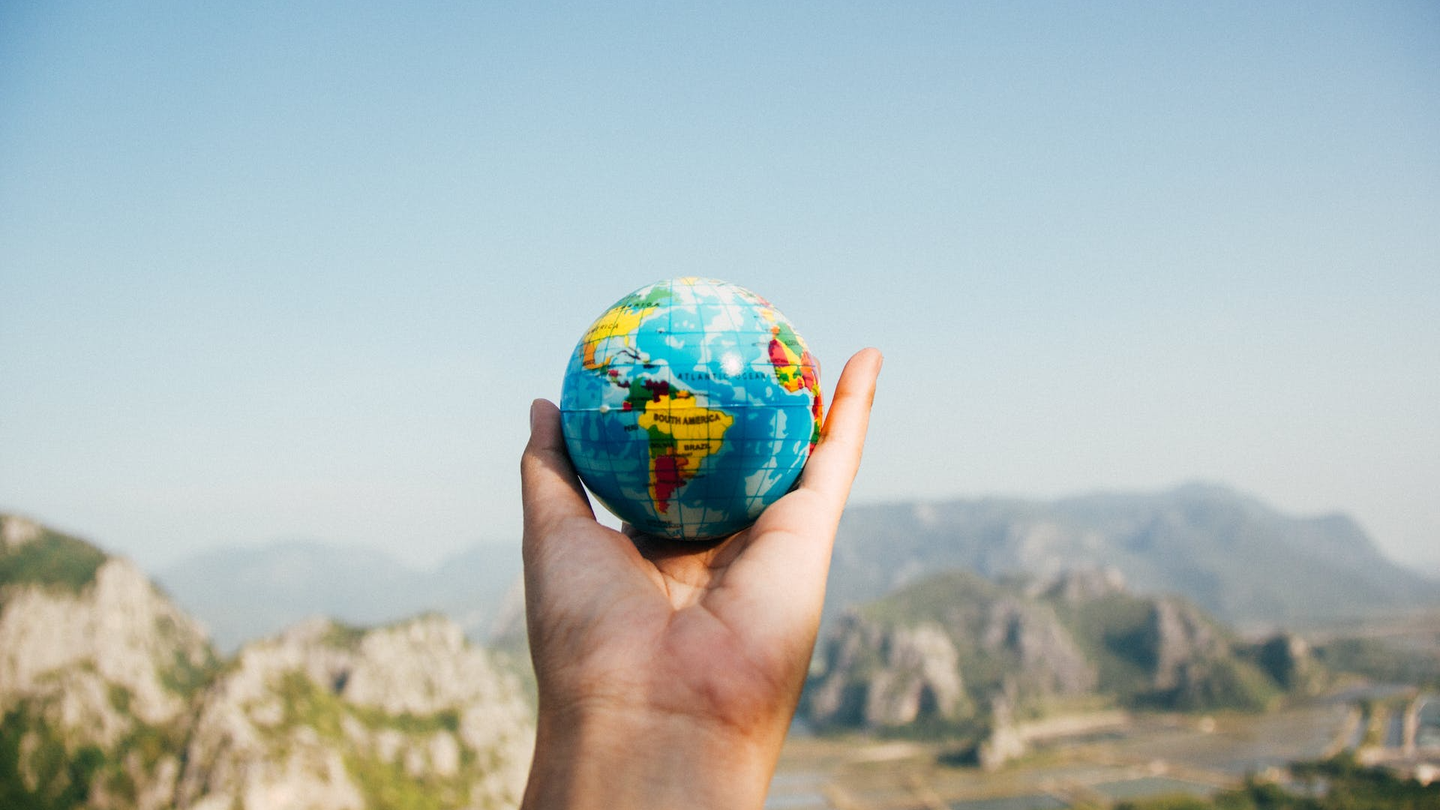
[559,277,822,540]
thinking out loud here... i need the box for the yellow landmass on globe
[635,391,734,514]
[580,302,657,369]
[769,332,806,393]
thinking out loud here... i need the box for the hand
[518,348,882,809]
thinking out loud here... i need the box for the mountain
[0,514,535,810]
[154,484,1432,652]
[1,514,215,809]
[174,615,533,810]
[803,567,1322,768]
[156,540,521,652]
[828,483,1438,628]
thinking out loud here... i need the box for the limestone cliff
[804,567,1293,765]
[0,514,214,809]
[807,570,1103,733]
[807,617,969,729]
[0,514,535,810]
[175,615,533,810]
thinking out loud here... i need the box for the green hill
[0,521,106,597]
[804,567,1318,765]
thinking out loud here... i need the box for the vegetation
[1056,592,1282,712]
[0,709,104,810]
[275,670,347,743]
[1156,657,1279,712]
[346,751,474,810]
[859,569,1005,626]
[351,704,461,735]
[0,530,107,596]
[272,670,489,808]
[846,568,1288,726]
[1116,755,1440,810]
[1054,592,1164,697]
[0,695,192,810]
[106,683,132,714]
[1316,637,1440,689]
[159,646,219,697]
[321,620,368,650]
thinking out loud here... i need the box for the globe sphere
[559,277,822,540]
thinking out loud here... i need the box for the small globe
[560,278,823,540]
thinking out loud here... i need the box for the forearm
[520,705,783,810]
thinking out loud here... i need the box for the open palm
[519,349,881,806]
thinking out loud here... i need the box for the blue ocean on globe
[559,278,823,540]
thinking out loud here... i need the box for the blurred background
[1,3,1437,809]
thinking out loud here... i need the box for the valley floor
[767,695,1438,810]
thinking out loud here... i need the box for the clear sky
[2,2,1437,573]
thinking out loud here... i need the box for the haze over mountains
[157,541,521,652]
[154,483,1439,652]
[828,483,1439,630]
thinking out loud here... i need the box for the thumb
[520,399,595,541]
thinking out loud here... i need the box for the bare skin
[519,348,882,809]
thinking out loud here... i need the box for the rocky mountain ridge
[828,483,1438,628]
[151,484,1437,654]
[175,615,533,810]
[803,567,1322,767]
[0,514,534,810]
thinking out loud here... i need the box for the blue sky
[2,2,1437,572]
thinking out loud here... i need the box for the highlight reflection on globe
[559,278,823,540]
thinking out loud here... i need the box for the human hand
[518,348,882,809]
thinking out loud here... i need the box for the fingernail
[529,400,541,433]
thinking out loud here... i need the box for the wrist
[521,698,784,810]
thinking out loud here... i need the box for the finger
[520,399,595,541]
[796,347,883,523]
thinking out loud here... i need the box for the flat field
[768,703,1353,810]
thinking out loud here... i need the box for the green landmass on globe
[560,277,823,540]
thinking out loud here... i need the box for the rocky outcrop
[175,615,534,810]
[1034,566,1127,604]
[976,691,1026,771]
[1,514,214,810]
[863,623,969,726]
[981,598,1097,696]
[1126,598,1285,711]
[0,557,211,734]
[0,514,537,810]
[806,576,1100,732]
[1146,598,1224,692]
[805,567,1294,751]
[1254,632,1322,694]
[2,513,45,549]
[807,617,969,728]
